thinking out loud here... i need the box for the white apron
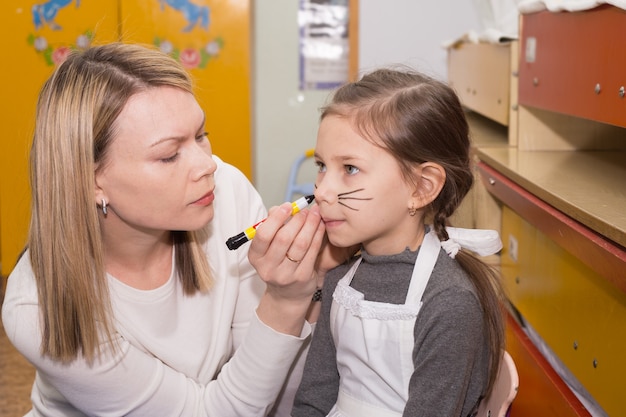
[326,227,502,417]
[326,231,441,417]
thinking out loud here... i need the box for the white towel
[518,0,626,13]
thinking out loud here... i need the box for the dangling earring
[408,203,417,216]
[101,199,108,216]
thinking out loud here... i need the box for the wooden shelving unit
[448,6,626,417]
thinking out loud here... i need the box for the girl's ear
[411,162,446,208]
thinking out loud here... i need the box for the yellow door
[120,0,252,178]
[0,0,118,276]
[0,1,251,277]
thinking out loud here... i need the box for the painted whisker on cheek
[337,188,373,211]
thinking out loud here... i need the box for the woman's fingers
[249,203,324,293]
[250,203,298,257]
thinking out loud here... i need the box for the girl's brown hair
[29,43,213,363]
[321,67,505,396]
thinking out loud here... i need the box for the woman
[2,42,337,416]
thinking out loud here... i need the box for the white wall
[358,1,482,80]
[253,0,328,206]
[254,0,484,207]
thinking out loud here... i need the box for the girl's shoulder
[425,250,479,302]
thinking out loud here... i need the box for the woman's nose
[192,145,216,180]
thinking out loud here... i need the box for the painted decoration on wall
[25,0,224,69]
[152,0,223,69]
[119,0,252,178]
[298,0,349,90]
[27,0,96,65]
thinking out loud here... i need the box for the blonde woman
[2,43,339,416]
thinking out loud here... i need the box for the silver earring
[101,199,108,215]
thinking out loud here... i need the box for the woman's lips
[192,191,214,206]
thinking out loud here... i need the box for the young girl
[292,68,506,417]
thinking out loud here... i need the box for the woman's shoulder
[2,250,37,304]
[1,251,40,355]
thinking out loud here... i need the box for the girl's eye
[345,165,359,175]
[161,153,179,163]
[315,161,327,173]
[196,131,209,142]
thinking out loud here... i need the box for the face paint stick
[225,195,315,250]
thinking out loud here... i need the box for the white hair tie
[439,227,503,259]
[441,239,461,259]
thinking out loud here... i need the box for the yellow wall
[0,0,251,276]
[120,0,252,177]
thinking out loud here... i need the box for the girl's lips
[322,218,343,228]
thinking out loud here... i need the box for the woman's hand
[248,203,325,335]
[314,236,360,286]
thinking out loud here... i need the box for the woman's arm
[2,258,310,417]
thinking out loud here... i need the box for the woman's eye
[196,131,209,142]
[161,153,179,163]
[345,165,359,175]
[315,161,327,173]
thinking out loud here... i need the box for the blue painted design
[32,0,79,31]
[159,0,210,32]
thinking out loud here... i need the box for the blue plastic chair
[284,148,315,202]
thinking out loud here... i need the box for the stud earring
[408,203,417,216]
[101,199,108,215]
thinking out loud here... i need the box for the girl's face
[314,115,423,256]
[95,86,217,238]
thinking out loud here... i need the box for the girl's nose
[313,176,337,205]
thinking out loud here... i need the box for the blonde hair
[29,43,213,363]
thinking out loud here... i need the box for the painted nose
[313,176,337,205]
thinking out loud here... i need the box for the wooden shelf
[475,147,626,250]
[451,6,626,416]
[466,111,509,148]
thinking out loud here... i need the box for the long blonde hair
[322,68,506,396]
[29,43,213,363]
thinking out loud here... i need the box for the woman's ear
[94,167,106,207]
[411,162,446,208]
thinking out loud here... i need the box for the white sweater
[2,156,310,416]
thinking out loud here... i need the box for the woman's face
[95,86,217,237]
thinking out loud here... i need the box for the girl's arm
[404,288,487,417]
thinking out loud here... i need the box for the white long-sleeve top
[1,156,311,416]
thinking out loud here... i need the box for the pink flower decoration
[180,48,200,69]
[52,46,71,65]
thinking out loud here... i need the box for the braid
[432,211,449,241]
